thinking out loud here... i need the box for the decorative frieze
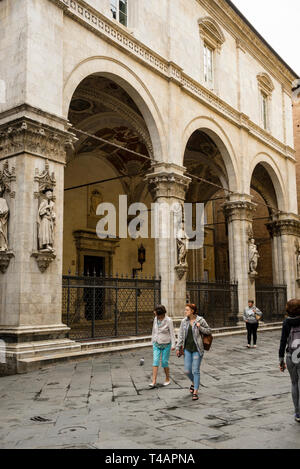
[0,118,76,164]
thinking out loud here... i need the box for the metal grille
[186,280,239,328]
[62,275,161,340]
[255,284,287,322]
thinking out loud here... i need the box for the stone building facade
[293,80,300,214]
[0,0,299,374]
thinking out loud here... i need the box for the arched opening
[250,162,287,321]
[250,163,278,286]
[62,74,160,339]
[183,129,238,327]
[183,129,230,283]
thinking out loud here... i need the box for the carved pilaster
[0,118,76,164]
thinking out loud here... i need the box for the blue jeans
[153,343,171,368]
[184,350,203,391]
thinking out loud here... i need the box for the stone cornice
[0,103,69,131]
[197,0,296,89]
[47,0,294,161]
[0,117,76,164]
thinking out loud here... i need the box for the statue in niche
[296,244,300,279]
[176,222,188,266]
[0,183,9,252]
[248,238,260,275]
[89,189,103,217]
[38,188,56,252]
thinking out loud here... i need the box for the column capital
[222,196,257,223]
[145,163,191,201]
[0,116,76,165]
[267,217,300,238]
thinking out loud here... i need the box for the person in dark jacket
[279,299,300,423]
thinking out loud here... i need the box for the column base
[0,324,81,376]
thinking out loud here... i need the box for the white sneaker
[149,383,156,388]
[163,381,171,387]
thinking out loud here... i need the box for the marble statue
[176,222,188,266]
[38,188,56,252]
[0,184,9,251]
[249,238,259,275]
[296,246,300,279]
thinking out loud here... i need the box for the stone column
[0,109,79,375]
[267,216,300,299]
[223,195,257,317]
[146,163,191,318]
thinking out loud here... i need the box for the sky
[231,0,300,77]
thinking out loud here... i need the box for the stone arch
[63,56,166,162]
[182,116,238,193]
[249,153,287,212]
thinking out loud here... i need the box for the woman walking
[150,305,176,388]
[176,304,211,401]
[279,299,300,423]
[243,300,262,348]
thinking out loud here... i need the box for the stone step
[7,339,82,360]
[80,335,152,350]
[18,322,283,374]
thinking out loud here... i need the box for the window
[198,18,224,91]
[257,73,274,132]
[204,44,214,87]
[110,0,128,27]
[261,92,268,131]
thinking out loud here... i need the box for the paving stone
[1,331,300,449]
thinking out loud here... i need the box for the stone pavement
[0,330,299,449]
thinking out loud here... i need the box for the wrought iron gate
[186,280,239,328]
[255,284,287,322]
[62,274,161,340]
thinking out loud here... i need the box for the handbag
[201,333,213,351]
[177,345,184,357]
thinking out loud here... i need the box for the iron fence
[62,274,161,340]
[255,284,287,322]
[186,280,239,328]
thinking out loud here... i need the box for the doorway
[84,256,105,320]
